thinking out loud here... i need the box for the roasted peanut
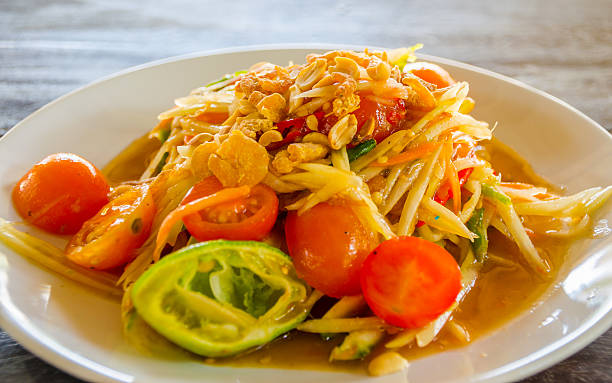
[287,84,304,114]
[401,74,437,110]
[302,132,330,146]
[258,130,283,147]
[295,58,327,91]
[328,114,358,149]
[367,61,392,81]
[330,57,360,79]
[287,143,328,162]
[368,352,409,376]
[306,114,319,131]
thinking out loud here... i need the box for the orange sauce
[111,135,573,374]
[206,139,571,373]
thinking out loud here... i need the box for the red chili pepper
[416,167,473,228]
[434,167,474,206]
[275,116,305,133]
[267,111,325,151]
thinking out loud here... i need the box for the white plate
[0,45,611,383]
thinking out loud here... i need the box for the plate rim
[0,43,611,383]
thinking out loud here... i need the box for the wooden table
[1,0,610,381]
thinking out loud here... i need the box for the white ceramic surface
[0,45,611,383]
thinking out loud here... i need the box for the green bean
[466,208,488,261]
[347,139,376,162]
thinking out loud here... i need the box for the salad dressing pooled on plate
[2,47,610,377]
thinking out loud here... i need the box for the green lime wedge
[131,240,310,357]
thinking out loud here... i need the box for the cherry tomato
[284,202,379,298]
[360,236,461,328]
[403,62,455,88]
[352,98,407,143]
[314,100,407,145]
[66,184,155,270]
[12,153,110,235]
[181,176,278,241]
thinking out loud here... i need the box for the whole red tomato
[284,201,379,298]
[12,153,110,234]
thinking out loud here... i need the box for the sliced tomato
[12,153,110,235]
[181,176,278,241]
[65,184,155,270]
[317,99,407,145]
[360,236,461,328]
[284,201,379,298]
[403,62,455,88]
[352,98,407,143]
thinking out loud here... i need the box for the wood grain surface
[0,0,610,382]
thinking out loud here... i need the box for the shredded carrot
[195,111,229,124]
[154,186,251,258]
[499,182,537,190]
[371,142,441,167]
[535,193,555,200]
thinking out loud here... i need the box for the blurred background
[2,0,611,136]
[1,0,611,382]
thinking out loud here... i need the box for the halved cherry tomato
[181,176,278,241]
[12,153,110,235]
[403,62,455,88]
[360,236,461,328]
[351,98,407,143]
[284,201,379,298]
[65,184,155,270]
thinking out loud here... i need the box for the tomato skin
[403,62,455,88]
[184,175,224,200]
[181,177,278,241]
[12,153,110,235]
[352,98,407,143]
[360,236,461,328]
[66,184,155,270]
[284,202,379,298]
[318,99,407,145]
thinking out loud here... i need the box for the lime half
[131,240,311,357]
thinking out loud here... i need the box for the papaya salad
[2,46,611,376]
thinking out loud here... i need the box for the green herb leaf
[205,70,247,87]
